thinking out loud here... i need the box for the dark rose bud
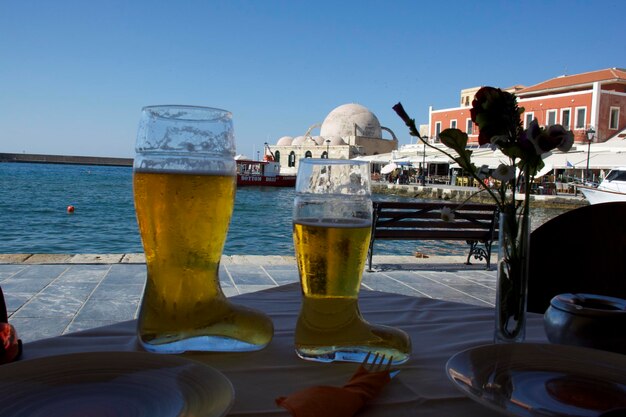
[392,102,420,138]
[392,102,412,125]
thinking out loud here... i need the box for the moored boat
[578,168,626,204]
[236,156,296,187]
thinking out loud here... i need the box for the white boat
[579,168,626,204]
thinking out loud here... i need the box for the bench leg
[465,240,492,269]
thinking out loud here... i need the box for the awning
[535,161,553,178]
[353,154,393,163]
[443,148,507,170]
[406,155,452,165]
[545,151,626,169]
[393,157,413,166]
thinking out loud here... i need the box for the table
[22,283,548,416]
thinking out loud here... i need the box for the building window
[561,109,571,130]
[524,112,534,128]
[466,118,473,135]
[274,150,280,162]
[575,107,586,129]
[321,151,328,159]
[609,106,620,130]
[546,110,557,126]
[435,122,442,141]
[304,151,312,158]
[288,151,296,167]
[450,119,457,129]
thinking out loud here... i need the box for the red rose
[471,87,522,146]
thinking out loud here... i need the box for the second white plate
[446,343,626,417]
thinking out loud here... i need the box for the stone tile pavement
[0,254,496,344]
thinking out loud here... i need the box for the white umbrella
[380,162,398,174]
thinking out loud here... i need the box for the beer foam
[133,156,236,176]
[133,167,235,176]
[294,218,371,228]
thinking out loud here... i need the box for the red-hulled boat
[236,155,296,187]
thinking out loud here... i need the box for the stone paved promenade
[0,254,497,344]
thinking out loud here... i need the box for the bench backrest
[372,201,499,241]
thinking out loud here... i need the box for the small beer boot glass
[292,159,411,364]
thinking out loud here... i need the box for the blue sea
[0,163,565,256]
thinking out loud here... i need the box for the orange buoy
[67,205,75,214]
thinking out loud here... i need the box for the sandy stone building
[266,103,398,175]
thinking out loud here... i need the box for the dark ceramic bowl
[544,293,626,355]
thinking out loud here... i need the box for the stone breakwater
[0,152,132,167]
[372,183,588,209]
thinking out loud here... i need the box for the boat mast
[263,142,275,159]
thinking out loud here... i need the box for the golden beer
[134,170,273,352]
[294,219,371,297]
[293,219,411,363]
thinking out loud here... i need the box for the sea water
[0,163,566,255]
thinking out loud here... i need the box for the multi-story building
[429,68,626,145]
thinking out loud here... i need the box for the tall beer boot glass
[133,105,273,353]
[293,159,411,364]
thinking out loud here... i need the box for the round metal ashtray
[544,293,626,354]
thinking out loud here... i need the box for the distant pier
[0,152,133,167]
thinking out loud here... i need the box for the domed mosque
[266,103,398,176]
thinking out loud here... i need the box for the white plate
[446,343,626,417]
[0,351,234,417]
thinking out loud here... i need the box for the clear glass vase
[494,211,530,343]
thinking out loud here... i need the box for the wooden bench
[367,201,499,271]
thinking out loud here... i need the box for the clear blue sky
[1,0,624,158]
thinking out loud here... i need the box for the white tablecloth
[23,283,547,416]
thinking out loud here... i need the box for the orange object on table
[276,365,391,417]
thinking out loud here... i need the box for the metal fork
[361,352,400,378]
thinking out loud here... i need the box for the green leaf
[439,129,468,153]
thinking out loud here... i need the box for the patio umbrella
[380,162,398,174]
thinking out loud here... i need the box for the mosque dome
[291,135,306,145]
[327,136,346,146]
[304,136,317,145]
[320,103,382,139]
[313,136,325,146]
[276,136,293,146]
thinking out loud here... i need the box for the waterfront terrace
[1,254,497,344]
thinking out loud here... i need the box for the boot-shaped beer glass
[293,159,411,364]
[133,105,273,353]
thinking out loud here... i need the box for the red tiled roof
[518,68,626,95]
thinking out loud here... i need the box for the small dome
[328,136,346,146]
[276,136,293,146]
[320,103,382,139]
[291,135,306,145]
[313,136,325,145]
[304,136,317,145]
